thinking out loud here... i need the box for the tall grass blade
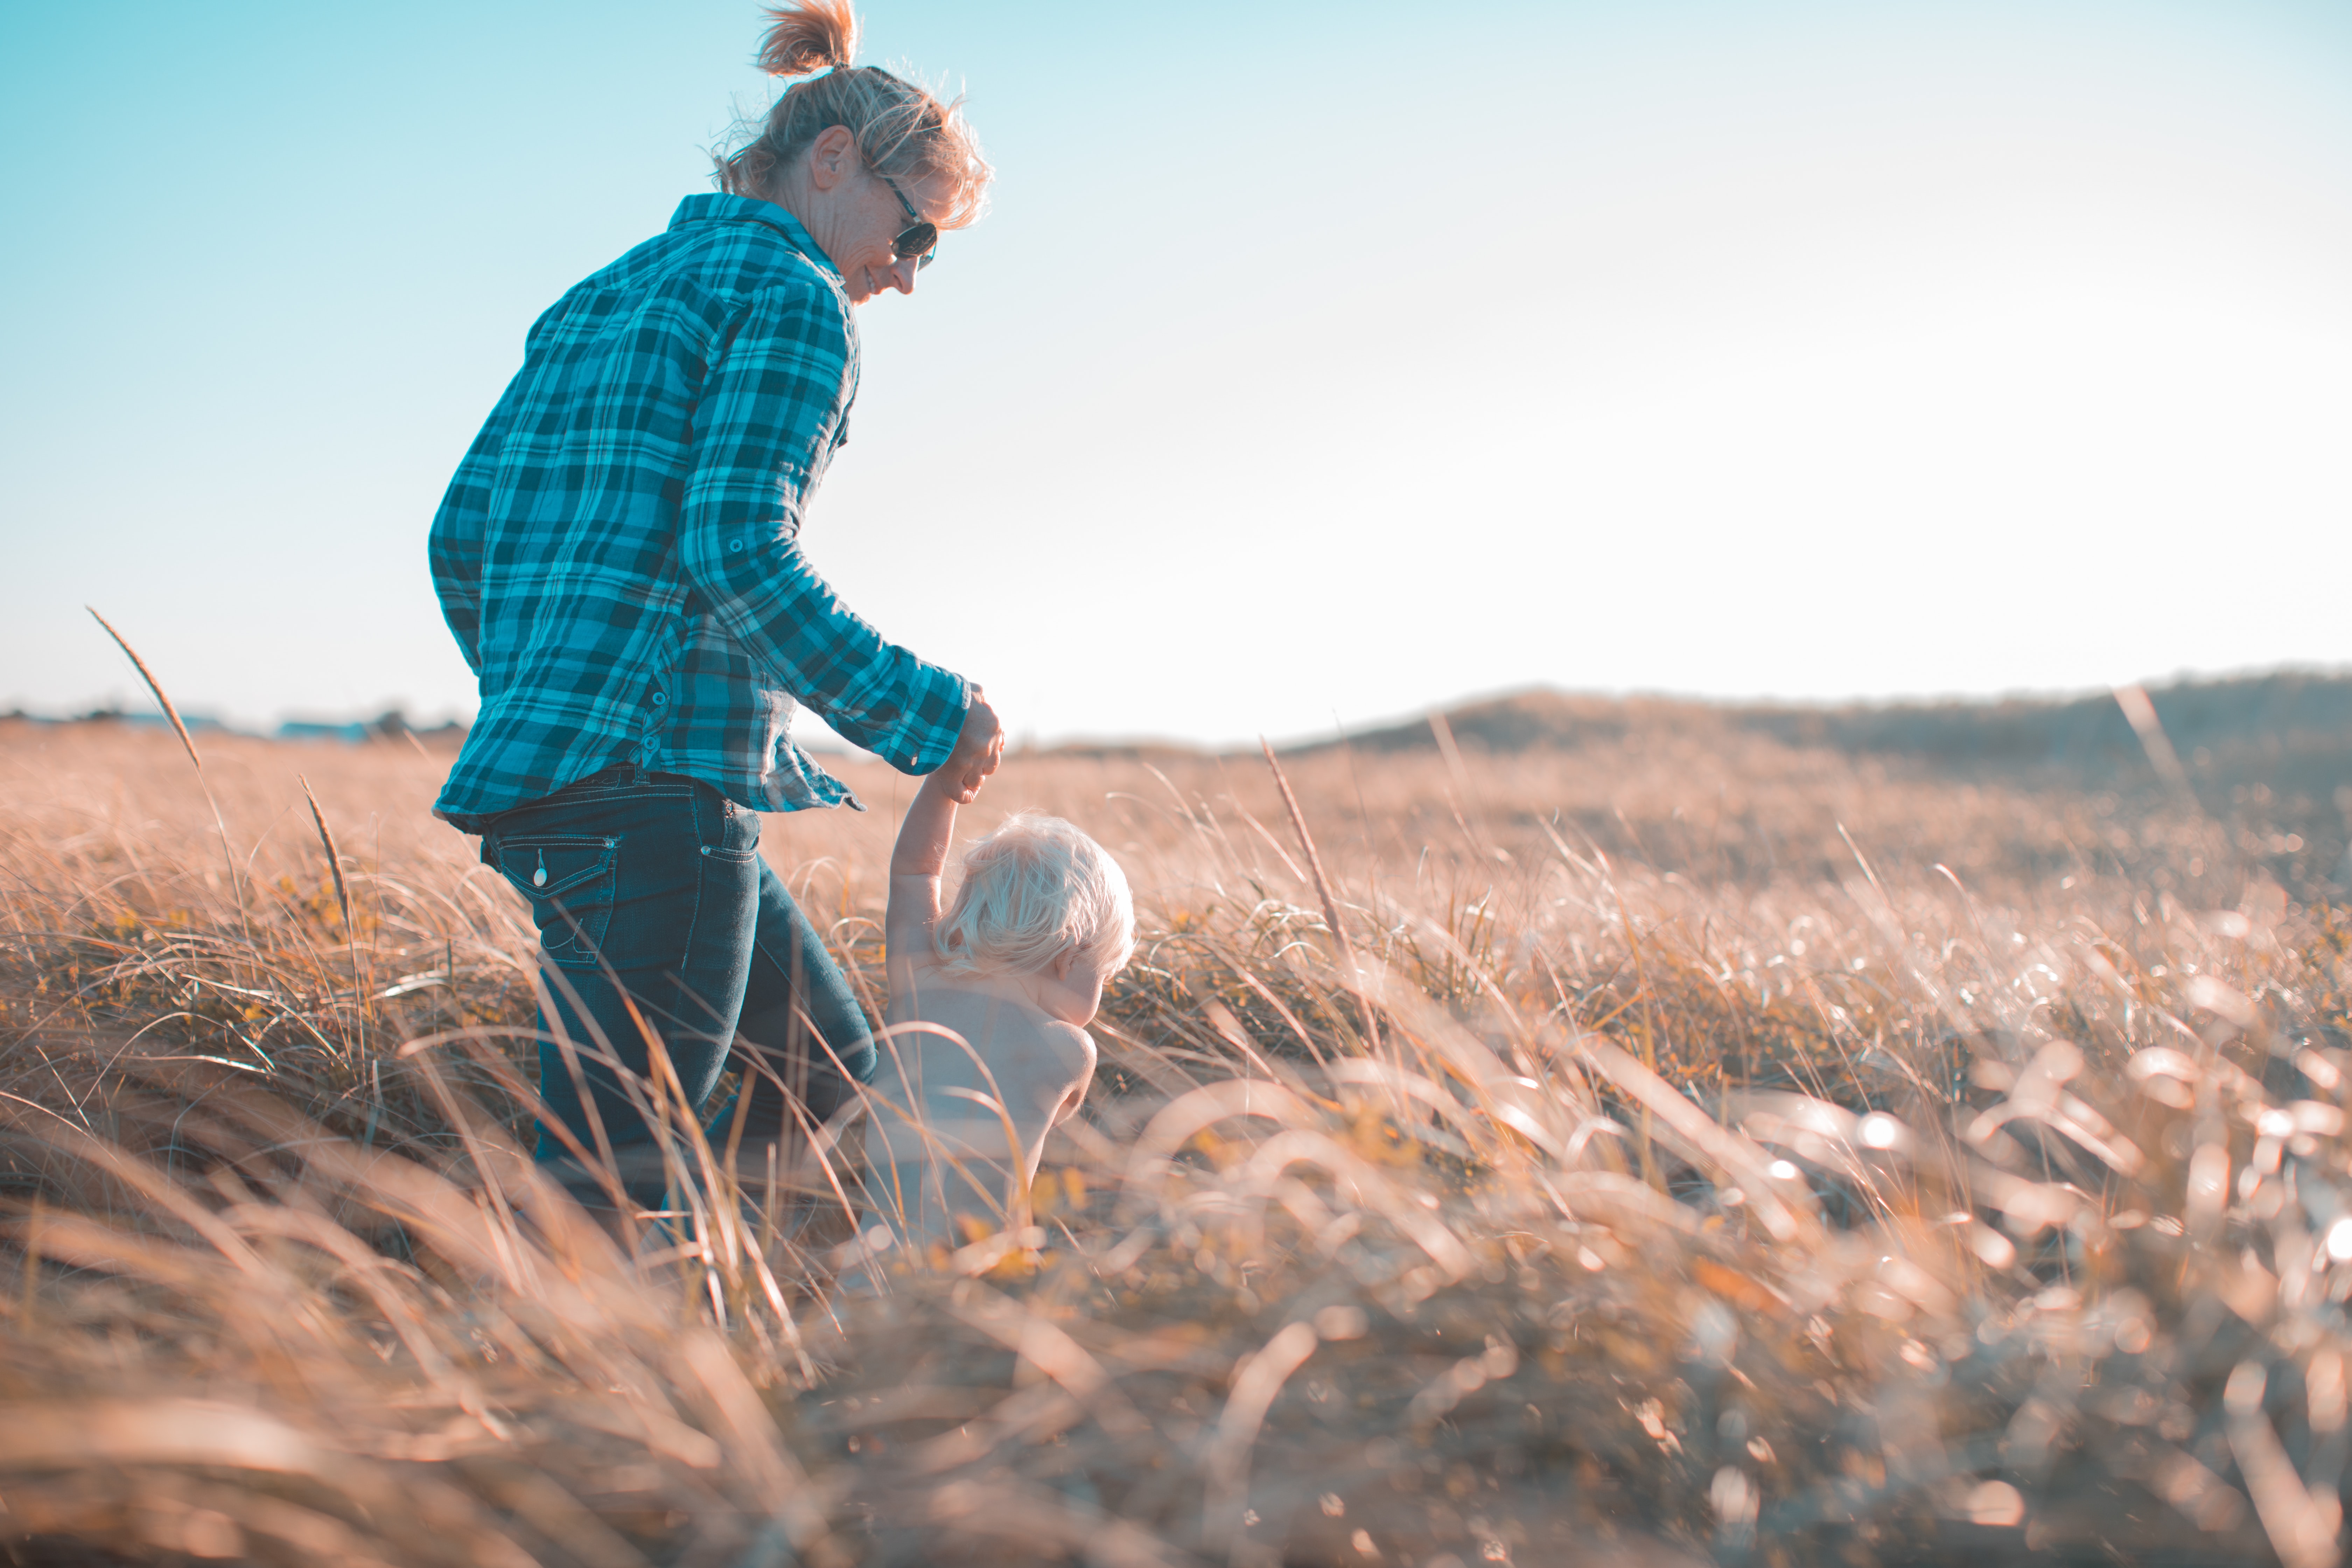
[86,605,246,932]
[300,774,365,1056]
[298,775,355,940]
[86,605,203,774]
[2114,681,2194,801]
[1261,737,1380,1054]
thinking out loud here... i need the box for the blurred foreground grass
[5,717,2352,1567]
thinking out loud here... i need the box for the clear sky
[5,0,2349,749]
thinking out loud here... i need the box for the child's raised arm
[886,769,961,965]
[884,694,1003,969]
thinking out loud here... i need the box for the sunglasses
[877,172,938,271]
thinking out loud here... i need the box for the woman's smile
[838,168,950,303]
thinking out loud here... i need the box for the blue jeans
[472,767,876,1200]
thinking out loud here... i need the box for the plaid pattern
[429,195,969,822]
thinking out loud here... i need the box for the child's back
[868,976,1094,1245]
[863,777,1131,1252]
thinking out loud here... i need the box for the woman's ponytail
[754,0,858,78]
[717,0,992,227]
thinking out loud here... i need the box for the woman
[427,0,1001,1212]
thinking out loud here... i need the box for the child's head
[934,812,1134,1000]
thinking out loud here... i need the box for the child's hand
[942,691,1003,804]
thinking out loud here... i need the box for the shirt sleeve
[677,280,970,775]
[426,416,502,679]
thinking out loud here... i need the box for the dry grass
[5,717,2352,1567]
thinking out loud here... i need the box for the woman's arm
[676,281,973,777]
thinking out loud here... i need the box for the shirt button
[652,692,667,705]
[728,539,744,553]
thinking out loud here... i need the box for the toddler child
[862,770,1134,1251]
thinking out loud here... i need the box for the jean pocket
[681,844,763,972]
[495,834,620,968]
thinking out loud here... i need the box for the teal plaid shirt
[429,195,969,823]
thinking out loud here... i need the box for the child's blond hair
[934,812,1133,979]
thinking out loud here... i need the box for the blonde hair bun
[755,0,859,78]
[716,0,994,229]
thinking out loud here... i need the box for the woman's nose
[886,254,920,295]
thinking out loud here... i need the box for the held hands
[939,688,1003,804]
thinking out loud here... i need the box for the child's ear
[1050,947,1078,982]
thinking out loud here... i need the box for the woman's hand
[941,690,1003,804]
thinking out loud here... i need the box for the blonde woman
[427,0,1001,1213]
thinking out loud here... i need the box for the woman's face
[835,168,948,303]
[790,129,951,304]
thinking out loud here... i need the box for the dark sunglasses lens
[896,222,938,267]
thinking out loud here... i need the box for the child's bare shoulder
[965,998,1093,1091]
[1007,1015,1093,1124]
[976,1000,1092,1076]
[1039,1017,1096,1070]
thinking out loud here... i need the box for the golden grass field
[5,711,2352,1567]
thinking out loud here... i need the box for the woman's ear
[805,123,858,191]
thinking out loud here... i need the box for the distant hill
[1258,671,2352,897]
[1031,672,2352,816]
[1266,672,2352,898]
[1314,672,2352,797]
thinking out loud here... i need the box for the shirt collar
[668,193,841,283]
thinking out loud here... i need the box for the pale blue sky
[5,0,2349,747]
